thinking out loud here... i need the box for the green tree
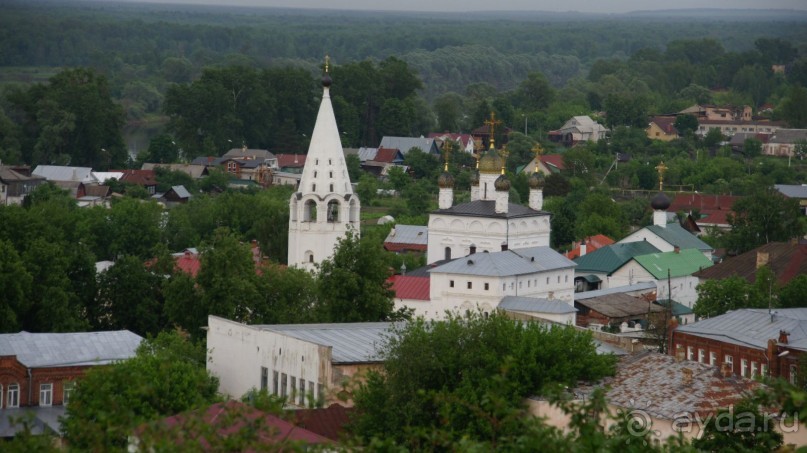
[516,71,555,111]
[780,85,807,128]
[674,114,699,137]
[693,276,761,318]
[692,400,782,453]
[724,187,805,253]
[345,153,362,182]
[779,275,807,309]
[141,134,180,164]
[351,311,616,446]
[356,173,378,206]
[0,239,32,332]
[96,255,166,337]
[402,180,431,216]
[62,331,219,450]
[316,230,407,322]
[108,197,163,260]
[433,92,465,132]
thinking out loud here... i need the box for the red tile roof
[146,401,330,448]
[669,193,741,227]
[388,275,430,301]
[565,234,615,259]
[175,252,202,277]
[275,154,306,168]
[541,154,565,171]
[373,147,401,163]
[117,169,157,186]
[384,243,428,252]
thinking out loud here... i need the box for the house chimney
[580,240,587,257]
[682,367,693,386]
[469,244,477,255]
[779,330,790,344]
[501,242,508,251]
[721,362,733,378]
[756,251,770,269]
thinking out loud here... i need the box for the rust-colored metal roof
[293,404,353,441]
[694,242,807,285]
[388,275,430,301]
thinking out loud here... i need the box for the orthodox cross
[324,55,330,73]
[531,144,544,173]
[442,140,454,171]
[484,112,502,147]
[499,145,509,174]
[655,161,668,191]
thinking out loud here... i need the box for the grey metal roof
[429,246,575,277]
[775,184,807,199]
[574,282,656,300]
[0,406,65,437]
[677,308,807,351]
[32,165,95,183]
[379,136,438,155]
[432,200,550,219]
[357,147,378,162]
[0,330,143,368]
[222,148,275,160]
[256,323,397,364]
[593,340,628,356]
[170,185,192,199]
[384,224,428,246]
[768,129,807,144]
[499,296,577,314]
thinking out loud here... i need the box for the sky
[117,0,807,13]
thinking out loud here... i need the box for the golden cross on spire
[442,141,454,172]
[499,145,509,175]
[484,111,502,148]
[325,55,330,73]
[531,144,544,173]
[655,161,668,191]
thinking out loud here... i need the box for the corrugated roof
[643,223,713,252]
[656,299,694,316]
[430,247,575,277]
[573,352,762,419]
[768,129,807,144]
[677,308,807,351]
[498,296,577,314]
[0,330,143,368]
[694,242,807,285]
[575,293,665,319]
[565,234,615,259]
[574,242,661,275]
[388,275,430,300]
[222,148,275,160]
[384,224,428,246]
[633,248,714,279]
[170,185,192,199]
[775,184,807,199]
[357,147,378,162]
[433,200,549,219]
[142,163,209,179]
[91,172,123,183]
[574,282,657,300]
[256,323,396,364]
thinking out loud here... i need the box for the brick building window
[698,349,705,363]
[687,346,694,361]
[63,382,75,405]
[724,355,733,371]
[710,351,717,366]
[751,362,758,378]
[791,365,798,385]
[741,359,748,378]
[7,384,19,408]
[40,383,53,406]
[762,364,769,376]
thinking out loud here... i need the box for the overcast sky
[120,0,807,13]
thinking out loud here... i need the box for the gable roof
[388,275,430,301]
[384,224,428,249]
[141,163,209,179]
[0,330,142,367]
[565,234,615,259]
[167,185,191,199]
[774,184,807,199]
[427,133,474,148]
[373,147,404,163]
[274,153,306,168]
[572,352,762,419]
[430,246,576,277]
[357,147,378,162]
[767,129,807,144]
[32,165,95,183]
[379,136,438,155]
[118,169,157,186]
[0,166,45,184]
[293,404,353,441]
[498,296,577,314]
[222,148,275,160]
[633,248,714,279]
[541,154,565,171]
[432,199,549,219]
[693,242,807,285]
[676,308,807,351]
[574,241,661,275]
[644,223,713,252]
[669,193,741,227]
[575,293,664,319]
[648,116,679,135]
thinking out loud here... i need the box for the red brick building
[0,330,142,436]
[670,308,805,382]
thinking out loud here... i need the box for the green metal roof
[645,223,712,251]
[655,299,694,317]
[633,248,714,279]
[573,241,660,275]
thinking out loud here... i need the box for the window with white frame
[791,364,798,385]
[751,362,758,378]
[710,351,717,366]
[725,355,733,370]
[698,349,705,363]
[63,382,75,405]
[687,346,694,361]
[7,384,19,408]
[40,383,53,406]
[741,359,748,377]
[761,364,768,376]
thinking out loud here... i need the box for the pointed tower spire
[288,56,360,269]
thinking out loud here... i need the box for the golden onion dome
[528,171,545,189]
[479,148,503,174]
[494,174,511,192]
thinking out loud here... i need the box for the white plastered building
[287,73,360,270]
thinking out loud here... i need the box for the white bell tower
[288,58,360,270]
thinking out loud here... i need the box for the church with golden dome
[426,120,551,264]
